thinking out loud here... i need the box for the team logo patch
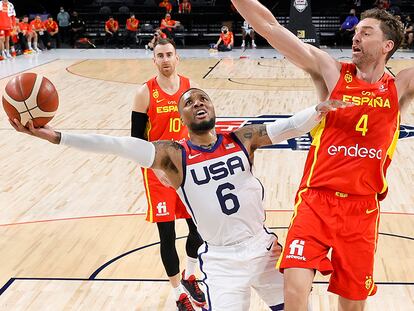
[216,115,414,151]
[344,72,353,83]
[152,89,159,99]
[365,276,373,290]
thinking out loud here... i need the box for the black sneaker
[181,270,206,307]
[176,293,195,311]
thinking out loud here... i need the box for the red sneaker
[176,293,195,311]
[181,270,206,307]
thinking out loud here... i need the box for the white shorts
[243,29,254,36]
[198,228,284,311]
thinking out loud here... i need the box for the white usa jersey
[177,133,265,246]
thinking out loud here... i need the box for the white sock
[252,40,256,44]
[34,42,38,49]
[242,40,245,44]
[184,257,198,279]
[173,284,186,301]
[28,42,32,49]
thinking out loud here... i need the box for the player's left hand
[316,100,354,120]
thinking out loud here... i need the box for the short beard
[189,117,216,134]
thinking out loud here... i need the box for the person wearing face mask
[214,26,234,51]
[335,8,359,47]
[160,13,180,40]
[57,7,70,45]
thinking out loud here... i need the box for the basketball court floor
[0,47,413,310]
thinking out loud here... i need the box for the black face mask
[223,30,228,34]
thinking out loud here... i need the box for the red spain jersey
[145,75,190,142]
[30,19,44,31]
[299,63,400,198]
[44,20,58,33]
[126,18,139,31]
[0,1,15,30]
[220,32,233,45]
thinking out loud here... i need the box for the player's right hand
[9,119,61,144]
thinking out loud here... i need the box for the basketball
[2,73,59,127]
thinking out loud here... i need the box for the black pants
[49,33,61,48]
[37,31,51,49]
[218,43,232,51]
[105,32,120,47]
[124,30,137,47]
[156,218,203,277]
[17,33,29,51]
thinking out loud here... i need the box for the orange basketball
[2,73,59,127]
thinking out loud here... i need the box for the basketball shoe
[176,293,195,311]
[181,270,206,307]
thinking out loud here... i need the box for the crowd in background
[0,0,413,61]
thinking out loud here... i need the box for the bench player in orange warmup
[131,38,205,311]
[232,1,414,310]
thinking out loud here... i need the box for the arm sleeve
[266,105,319,144]
[131,111,148,140]
[60,133,155,168]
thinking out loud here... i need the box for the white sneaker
[241,42,245,48]
[252,42,257,48]
[5,50,12,58]
[145,44,148,50]
[1,51,8,59]
[35,47,41,52]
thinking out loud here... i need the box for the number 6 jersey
[177,132,266,246]
[299,62,400,199]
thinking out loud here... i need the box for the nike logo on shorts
[266,242,274,251]
[366,208,378,214]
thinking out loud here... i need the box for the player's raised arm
[395,67,414,111]
[9,119,184,187]
[231,0,339,75]
[235,101,353,155]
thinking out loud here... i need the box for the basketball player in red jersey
[131,38,205,311]
[232,1,413,310]
[0,0,16,60]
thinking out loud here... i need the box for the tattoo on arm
[153,141,182,173]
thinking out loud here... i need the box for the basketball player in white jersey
[10,88,351,311]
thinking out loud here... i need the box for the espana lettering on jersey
[215,115,414,151]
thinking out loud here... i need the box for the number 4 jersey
[299,63,400,199]
[177,133,266,246]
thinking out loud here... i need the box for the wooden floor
[0,53,413,310]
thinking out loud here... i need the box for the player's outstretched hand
[9,119,61,144]
[315,100,354,120]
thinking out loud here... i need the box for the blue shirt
[341,16,359,30]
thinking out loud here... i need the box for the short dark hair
[361,8,404,61]
[153,38,176,50]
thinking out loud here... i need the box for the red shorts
[0,29,11,37]
[142,168,191,223]
[277,187,379,300]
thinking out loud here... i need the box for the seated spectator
[374,0,390,10]
[159,0,172,14]
[241,20,256,48]
[44,16,60,48]
[145,27,167,50]
[124,13,139,48]
[335,9,358,47]
[160,13,180,39]
[70,11,85,48]
[105,16,120,48]
[30,15,51,50]
[403,15,413,49]
[179,0,191,14]
[18,15,38,52]
[214,26,234,52]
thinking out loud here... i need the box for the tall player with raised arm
[231,1,414,310]
[10,88,351,311]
